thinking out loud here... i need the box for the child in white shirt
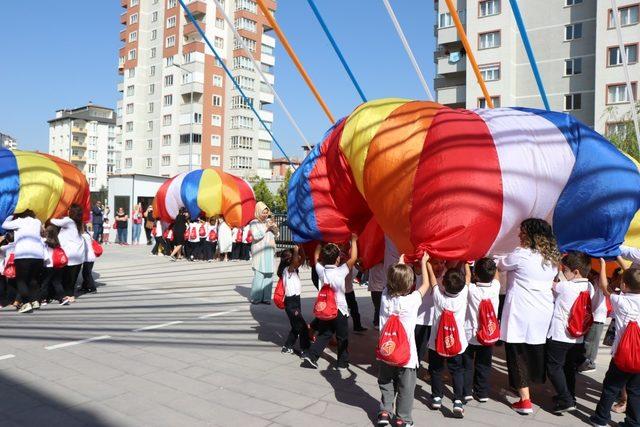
[591,263,640,427]
[301,235,357,372]
[376,253,431,427]
[546,251,594,414]
[278,246,309,355]
[427,265,469,418]
[463,258,500,403]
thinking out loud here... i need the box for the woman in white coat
[51,204,86,303]
[217,216,233,262]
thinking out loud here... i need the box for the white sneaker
[18,303,33,314]
[430,397,442,410]
[32,301,41,310]
[464,395,473,402]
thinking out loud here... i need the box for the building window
[164,95,173,106]
[129,31,137,42]
[151,29,157,41]
[215,18,225,29]
[149,83,155,94]
[609,5,639,28]
[212,95,222,106]
[166,56,174,67]
[230,135,253,149]
[479,63,500,81]
[166,16,176,28]
[127,68,135,78]
[214,37,224,49]
[148,102,154,113]
[167,0,176,8]
[259,139,271,150]
[236,0,257,13]
[126,103,134,114]
[564,58,582,75]
[125,139,133,150]
[231,96,253,110]
[166,35,176,48]
[236,75,255,90]
[235,17,257,32]
[147,120,154,131]
[607,83,637,104]
[231,156,252,169]
[193,113,202,124]
[88,164,96,173]
[150,65,156,76]
[179,133,202,144]
[165,74,174,86]
[146,158,152,168]
[162,155,171,166]
[230,115,254,129]
[125,158,132,168]
[234,37,257,52]
[147,139,153,150]
[608,44,639,66]
[213,75,223,87]
[163,114,172,126]
[258,158,270,169]
[211,135,221,146]
[478,96,501,108]
[152,11,158,22]
[479,31,501,49]
[126,122,134,132]
[261,44,274,55]
[150,47,157,59]
[479,0,500,17]
[565,0,582,5]
[606,122,632,138]
[128,49,137,60]
[211,114,222,126]
[565,23,583,40]
[162,134,171,146]
[439,12,453,28]
[233,56,253,70]
[130,0,139,6]
[210,155,221,167]
[130,13,138,24]
[564,93,582,110]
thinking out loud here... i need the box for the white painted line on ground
[45,335,111,351]
[124,284,217,303]
[198,308,239,319]
[132,321,184,332]
[0,354,16,361]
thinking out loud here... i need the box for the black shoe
[376,411,391,426]
[453,400,464,418]
[553,402,577,414]
[260,300,271,305]
[353,326,368,333]
[281,346,294,355]
[300,354,318,369]
[87,288,97,294]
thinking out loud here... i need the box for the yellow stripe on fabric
[14,151,64,221]
[197,168,223,218]
[623,153,640,248]
[339,98,410,194]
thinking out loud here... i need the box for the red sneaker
[512,399,533,415]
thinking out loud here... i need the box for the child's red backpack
[199,224,206,237]
[567,290,594,338]
[273,276,285,309]
[613,320,640,373]
[476,299,500,346]
[376,314,411,366]
[606,295,613,317]
[183,229,189,240]
[52,247,68,269]
[435,309,462,357]
[235,229,243,243]
[208,229,217,241]
[246,230,253,243]
[189,227,197,240]
[166,229,173,241]
[3,253,15,279]
[151,226,157,237]
[313,284,338,321]
[92,239,103,257]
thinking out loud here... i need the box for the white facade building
[48,104,122,192]
[0,133,18,150]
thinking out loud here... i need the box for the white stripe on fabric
[474,108,576,255]
[165,173,186,219]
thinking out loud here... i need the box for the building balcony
[121,0,128,7]
[181,81,204,96]
[437,54,466,75]
[72,127,87,134]
[258,110,273,123]
[184,21,205,37]
[183,41,205,54]
[437,25,463,45]
[259,90,274,105]
[117,82,124,92]
[437,85,466,106]
[71,155,86,163]
[261,53,275,66]
[120,29,126,42]
[120,12,127,25]
[186,0,206,19]
[179,123,202,135]
[71,140,85,148]
[262,33,276,48]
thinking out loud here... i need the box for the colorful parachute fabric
[288,99,640,260]
[153,168,256,227]
[0,148,90,228]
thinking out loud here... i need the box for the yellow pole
[256,0,336,123]
[443,0,494,108]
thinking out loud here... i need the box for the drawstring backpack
[235,229,243,243]
[376,310,411,366]
[151,226,157,237]
[199,224,206,237]
[476,299,500,346]
[273,275,286,309]
[189,227,197,240]
[246,230,253,243]
[92,239,104,257]
[435,309,462,357]
[313,272,338,320]
[208,229,217,242]
[52,247,68,269]
[3,254,15,279]
[567,290,594,338]
[613,318,640,373]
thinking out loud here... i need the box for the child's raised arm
[289,245,305,271]
[417,252,431,297]
[616,256,628,271]
[598,258,611,297]
[346,234,358,269]
[313,243,322,265]
[465,263,472,285]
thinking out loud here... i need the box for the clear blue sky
[0,0,436,158]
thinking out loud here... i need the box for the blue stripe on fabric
[288,142,323,243]
[0,149,19,232]
[521,107,640,257]
[180,169,203,219]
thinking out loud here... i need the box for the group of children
[273,218,640,427]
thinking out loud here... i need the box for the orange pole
[256,0,336,123]
[443,0,494,108]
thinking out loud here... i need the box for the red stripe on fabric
[230,174,256,226]
[154,176,174,223]
[410,108,502,260]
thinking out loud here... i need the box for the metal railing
[272,213,295,249]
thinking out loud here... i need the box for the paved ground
[0,245,625,426]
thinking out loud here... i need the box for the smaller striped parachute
[153,168,256,227]
[0,148,90,228]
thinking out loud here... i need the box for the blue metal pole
[508,0,550,110]
[178,0,293,165]
[306,0,367,103]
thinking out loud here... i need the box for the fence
[272,213,295,249]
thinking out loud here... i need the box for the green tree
[603,102,639,161]
[273,169,292,213]
[91,185,108,204]
[252,179,274,209]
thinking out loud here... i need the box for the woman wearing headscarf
[249,202,278,304]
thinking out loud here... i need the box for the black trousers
[62,264,82,297]
[415,325,431,363]
[81,262,96,291]
[371,291,382,327]
[241,243,251,260]
[308,312,349,368]
[144,227,153,244]
[311,267,319,290]
[0,277,17,306]
[428,349,465,401]
[592,360,640,426]
[345,291,363,329]
[284,295,311,351]
[231,242,242,260]
[39,267,64,302]
[463,344,493,399]
[15,258,44,304]
[546,339,583,407]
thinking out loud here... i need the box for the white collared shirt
[316,263,350,317]
[283,269,302,297]
[610,292,640,354]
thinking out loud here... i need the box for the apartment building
[434,0,639,136]
[117,0,276,179]
[48,104,121,192]
[0,133,18,150]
